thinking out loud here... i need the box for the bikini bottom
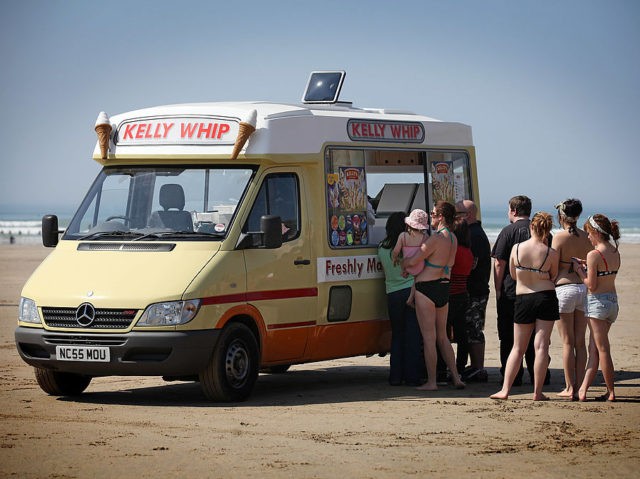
[415,279,451,308]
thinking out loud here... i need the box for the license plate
[56,345,110,362]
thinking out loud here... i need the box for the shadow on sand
[57,365,640,407]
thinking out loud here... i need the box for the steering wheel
[105,215,131,223]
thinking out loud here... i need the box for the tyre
[263,364,291,374]
[199,322,259,402]
[34,368,92,396]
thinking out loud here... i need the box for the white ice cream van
[15,72,480,401]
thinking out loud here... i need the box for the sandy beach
[1,244,638,478]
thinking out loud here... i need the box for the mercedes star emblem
[76,302,96,327]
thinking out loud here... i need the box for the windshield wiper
[131,231,224,241]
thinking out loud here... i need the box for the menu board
[327,167,369,246]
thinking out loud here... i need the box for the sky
[1,0,639,216]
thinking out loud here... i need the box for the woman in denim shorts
[573,214,621,402]
[552,199,592,400]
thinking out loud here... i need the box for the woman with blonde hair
[404,201,465,391]
[574,214,621,402]
[552,199,592,399]
[491,212,559,401]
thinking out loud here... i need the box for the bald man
[455,200,491,382]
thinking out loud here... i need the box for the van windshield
[63,166,255,241]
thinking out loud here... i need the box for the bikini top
[596,249,619,277]
[558,258,575,274]
[515,243,551,276]
[424,227,455,275]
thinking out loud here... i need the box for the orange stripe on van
[202,287,318,305]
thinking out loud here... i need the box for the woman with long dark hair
[552,199,592,399]
[378,212,424,386]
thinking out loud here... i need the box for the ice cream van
[15,71,480,401]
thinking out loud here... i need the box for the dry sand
[1,244,638,478]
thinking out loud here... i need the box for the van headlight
[138,300,201,326]
[19,297,41,324]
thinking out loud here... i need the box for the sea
[0,211,73,245]
[1,207,639,245]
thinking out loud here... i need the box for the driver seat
[148,184,193,231]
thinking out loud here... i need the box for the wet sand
[1,244,638,478]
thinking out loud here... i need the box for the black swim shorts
[514,290,560,324]
[415,279,451,308]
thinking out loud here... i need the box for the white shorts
[555,283,587,314]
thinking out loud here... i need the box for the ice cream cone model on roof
[94,111,112,160]
[230,109,257,160]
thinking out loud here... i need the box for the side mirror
[42,215,59,247]
[261,215,283,249]
[236,215,283,250]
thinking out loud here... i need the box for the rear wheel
[199,323,259,402]
[34,368,92,396]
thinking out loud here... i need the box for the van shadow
[58,365,487,407]
[59,366,640,407]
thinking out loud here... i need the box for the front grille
[42,307,138,329]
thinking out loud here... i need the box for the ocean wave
[485,228,640,244]
[0,220,41,236]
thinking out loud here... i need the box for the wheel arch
[215,304,265,359]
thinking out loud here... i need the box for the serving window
[325,148,473,248]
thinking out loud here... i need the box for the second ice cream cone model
[94,111,112,160]
[230,109,257,160]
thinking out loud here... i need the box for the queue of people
[377,195,621,402]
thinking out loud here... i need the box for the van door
[242,169,316,363]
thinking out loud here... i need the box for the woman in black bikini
[403,201,465,391]
[574,214,621,402]
[491,212,559,401]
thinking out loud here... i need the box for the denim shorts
[555,283,586,314]
[585,293,619,324]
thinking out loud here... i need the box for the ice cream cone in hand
[95,111,112,160]
[230,109,257,160]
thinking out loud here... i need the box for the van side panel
[306,319,391,362]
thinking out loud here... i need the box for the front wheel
[34,368,92,396]
[199,323,259,402]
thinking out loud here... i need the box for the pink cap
[405,209,429,230]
